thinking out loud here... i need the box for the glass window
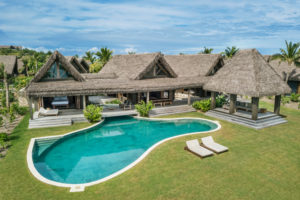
[42,62,73,80]
[43,62,57,79]
[59,63,72,78]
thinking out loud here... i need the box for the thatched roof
[164,54,222,77]
[31,51,85,82]
[267,59,300,81]
[27,76,208,97]
[203,49,291,97]
[78,58,90,72]
[65,56,87,73]
[0,55,18,75]
[17,59,24,72]
[100,53,177,80]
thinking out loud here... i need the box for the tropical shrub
[9,107,15,122]
[281,96,290,105]
[105,99,122,104]
[14,75,33,90]
[10,103,28,116]
[89,61,104,73]
[216,95,226,107]
[83,104,103,122]
[192,99,211,112]
[0,133,9,150]
[290,93,300,102]
[0,116,3,127]
[1,90,15,107]
[16,106,28,115]
[135,101,154,117]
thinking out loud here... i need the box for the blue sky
[0,0,299,56]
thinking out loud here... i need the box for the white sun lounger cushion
[186,139,213,157]
[201,136,228,153]
[39,107,59,115]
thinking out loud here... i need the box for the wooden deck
[205,108,287,129]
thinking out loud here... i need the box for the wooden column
[146,92,150,103]
[187,89,191,105]
[83,95,86,110]
[229,94,237,114]
[210,92,216,110]
[251,97,259,120]
[28,97,33,120]
[33,98,38,111]
[274,95,281,115]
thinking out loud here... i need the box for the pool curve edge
[27,117,221,191]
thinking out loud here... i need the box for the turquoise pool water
[32,116,218,184]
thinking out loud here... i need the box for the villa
[26,49,291,129]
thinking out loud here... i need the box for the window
[42,62,73,81]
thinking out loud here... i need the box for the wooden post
[187,89,191,105]
[146,92,150,103]
[251,97,259,120]
[28,97,33,120]
[274,95,281,115]
[33,98,38,111]
[83,95,86,110]
[229,94,237,114]
[137,93,141,103]
[211,92,216,109]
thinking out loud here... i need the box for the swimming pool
[28,116,220,189]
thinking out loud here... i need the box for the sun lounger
[38,107,59,117]
[185,139,213,158]
[201,136,228,153]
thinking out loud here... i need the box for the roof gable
[32,51,85,82]
[99,53,177,80]
[66,56,87,73]
[204,49,291,97]
[164,54,222,77]
[0,55,17,75]
[78,58,90,72]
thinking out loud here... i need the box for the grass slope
[0,102,299,200]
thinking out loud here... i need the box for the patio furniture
[120,100,132,110]
[184,139,214,158]
[201,136,228,154]
[38,107,59,117]
[51,96,69,109]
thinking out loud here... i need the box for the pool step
[150,105,195,117]
[29,118,72,129]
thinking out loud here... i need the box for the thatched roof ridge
[100,53,177,80]
[164,54,222,77]
[267,59,300,81]
[26,76,208,97]
[203,49,291,97]
[65,56,87,73]
[82,73,118,79]
[0,55,17,75]
[32,51,85,82]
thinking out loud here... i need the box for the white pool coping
[27,117,221,192]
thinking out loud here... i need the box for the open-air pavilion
[204,49,291,129]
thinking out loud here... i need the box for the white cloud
[123,47,137,54]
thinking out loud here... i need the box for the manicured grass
[0,102,299,200]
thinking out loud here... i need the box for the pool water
[33,116,218,184]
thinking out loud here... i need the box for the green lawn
[0,102,299,200]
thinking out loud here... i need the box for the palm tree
[272,41,300,82]
[0,63,9,109]
[223,46,239,58]
[83,51,96,64]
[199,47,213,54]
[95,47,113,64]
